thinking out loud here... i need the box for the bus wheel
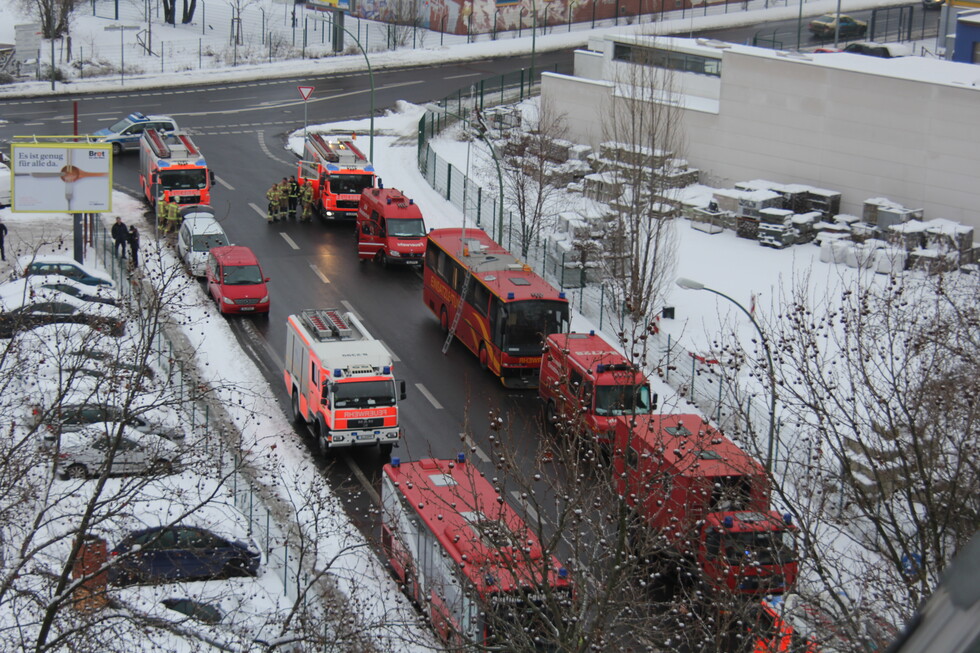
[478,344,489,370]
[440,307,449,333]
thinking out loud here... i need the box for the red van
[356,187,427,266]
[205,246,270,315]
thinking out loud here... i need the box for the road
[0,50,572,533]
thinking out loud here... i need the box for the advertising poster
[11,143,113,213]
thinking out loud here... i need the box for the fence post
[599,284,605,328]
[476,187,482,227]
[717,378,723,423]
[665,334,671,382]
[446,163,452,201]
[690,353,696,400]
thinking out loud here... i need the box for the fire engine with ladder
[297,133,378,219]
[284,309,406,455]
[138,129,214,209]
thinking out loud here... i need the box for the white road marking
[281,233,300,250]
[415,383,443,410]
[509,490,540,526]
[460,432,491,463]
[444,73,480,80]
[248,202,268,220]
[214,175,234,191]
[309,264,330,284]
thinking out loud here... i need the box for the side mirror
[209,171,216,185]
[377,178,384,189]
[399,380,407,401]
[264,277,271,283]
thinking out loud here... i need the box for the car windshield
[332,379,396,409]
[192,233,229,252]
[387,219,426,237]
[108,118,133,133]
[724,530,797,566]
[160,169,208,191]
[222,264,263,285]
[594,384,652,416]
[328,174,374,196]
[814,15,834,23]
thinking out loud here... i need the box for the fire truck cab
[613,413,798,596]
[297,134,377,220]
[539,331,656,448]
[138,129,214,209]
[356,187,427,266]
[284,309,406,455]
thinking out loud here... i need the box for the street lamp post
[675,277,777,473]
[424,104,505,243]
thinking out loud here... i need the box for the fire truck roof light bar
[456,452,465,464]
[391,457,401,468]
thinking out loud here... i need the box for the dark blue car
[109,526,260,585]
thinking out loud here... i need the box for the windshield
[485,589,570,652]
[221,264,264,285]
[160,169,208,191]
[498,300,569,356]
[192,233,229,252]
[332,380,396,409]
[387,218,426,238]
[724,530,796,566]
[594,384,652,416]
[108,118,132,133]
[328,173,374,195]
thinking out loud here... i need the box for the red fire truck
[356,187,427,266]
[423,228,569,388]
[138,129,214,209]
[297,133,377,220]
[613,413,798,596]
[283,308,406,455]
[380,455,573,647]
[539,331,657,449]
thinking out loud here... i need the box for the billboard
[11,142,113,213]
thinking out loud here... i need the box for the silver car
[50,425,179,479]
[177,215,230,278]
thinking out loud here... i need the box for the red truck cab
[539,331,655,448]
[356,188,427,266]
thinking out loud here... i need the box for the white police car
[94,112,178,155]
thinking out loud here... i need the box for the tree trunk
[182,0,197,24]
[162,0,176,26]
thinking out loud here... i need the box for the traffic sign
[298,86,315,101]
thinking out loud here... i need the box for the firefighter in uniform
[287,176,299,220]
[165,198,181,234]
[266,183,280,223]
[277,178,290,223]
[300,180,314,222]
[156,196,168,232]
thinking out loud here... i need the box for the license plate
[240,306,255,311]
[407,260,420,265]
[357,433,375,440]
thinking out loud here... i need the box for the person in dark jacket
[128,225,140,268]
[0,217,7,261]
[111,216,128,258]
[287,176,299,220]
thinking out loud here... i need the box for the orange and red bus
[423,228,569,388]
[380,455,572,648]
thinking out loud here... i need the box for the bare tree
[22,0,79,38]
[499,98,569,259]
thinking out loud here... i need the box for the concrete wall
[542,38,980,231]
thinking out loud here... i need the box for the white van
[177,215,230,278]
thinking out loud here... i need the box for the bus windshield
[160,169,208,190]
[485,588,570,652]
[387,219,426,238]
[594,384,652,416]
[328,173,374,195]
[332,379,396,409]
[497,301,569,357]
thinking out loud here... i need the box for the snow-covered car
[177,214,230,278]
[0,281,125,339]
[20,255,116,288]
[36,398,185,444]
[4,274,119,306]
[48,424,179,479]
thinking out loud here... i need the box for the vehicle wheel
[375,250,385,266]
[439,307,449,333]
[65,464,88,479]
[291,391,304,424]
[478,344,489,370]
[379,442,394,458]
[544,401,558,433]
[152,458,174,475]
[112,142,122,156]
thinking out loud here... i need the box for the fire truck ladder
[442,268,472,354]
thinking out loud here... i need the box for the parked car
[808,14,868,39]
[49,425,179,479]
[843,41,912,58]
[109,525,260,585]
[0,157,10,208]
[36,399,185,444]
[8,274,119,306]
[0,282,124,339]
[205,246,270,315]
[20,255,115,288]
[93,112,178,155]
[177,214,230,278]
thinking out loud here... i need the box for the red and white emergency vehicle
[284,309,406,455]
[381,455,572,647]
[138,129,214,209]
[539,331,657,449]
[356,187,427,265]
[613,413,798,596]
[297,133,377,219]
